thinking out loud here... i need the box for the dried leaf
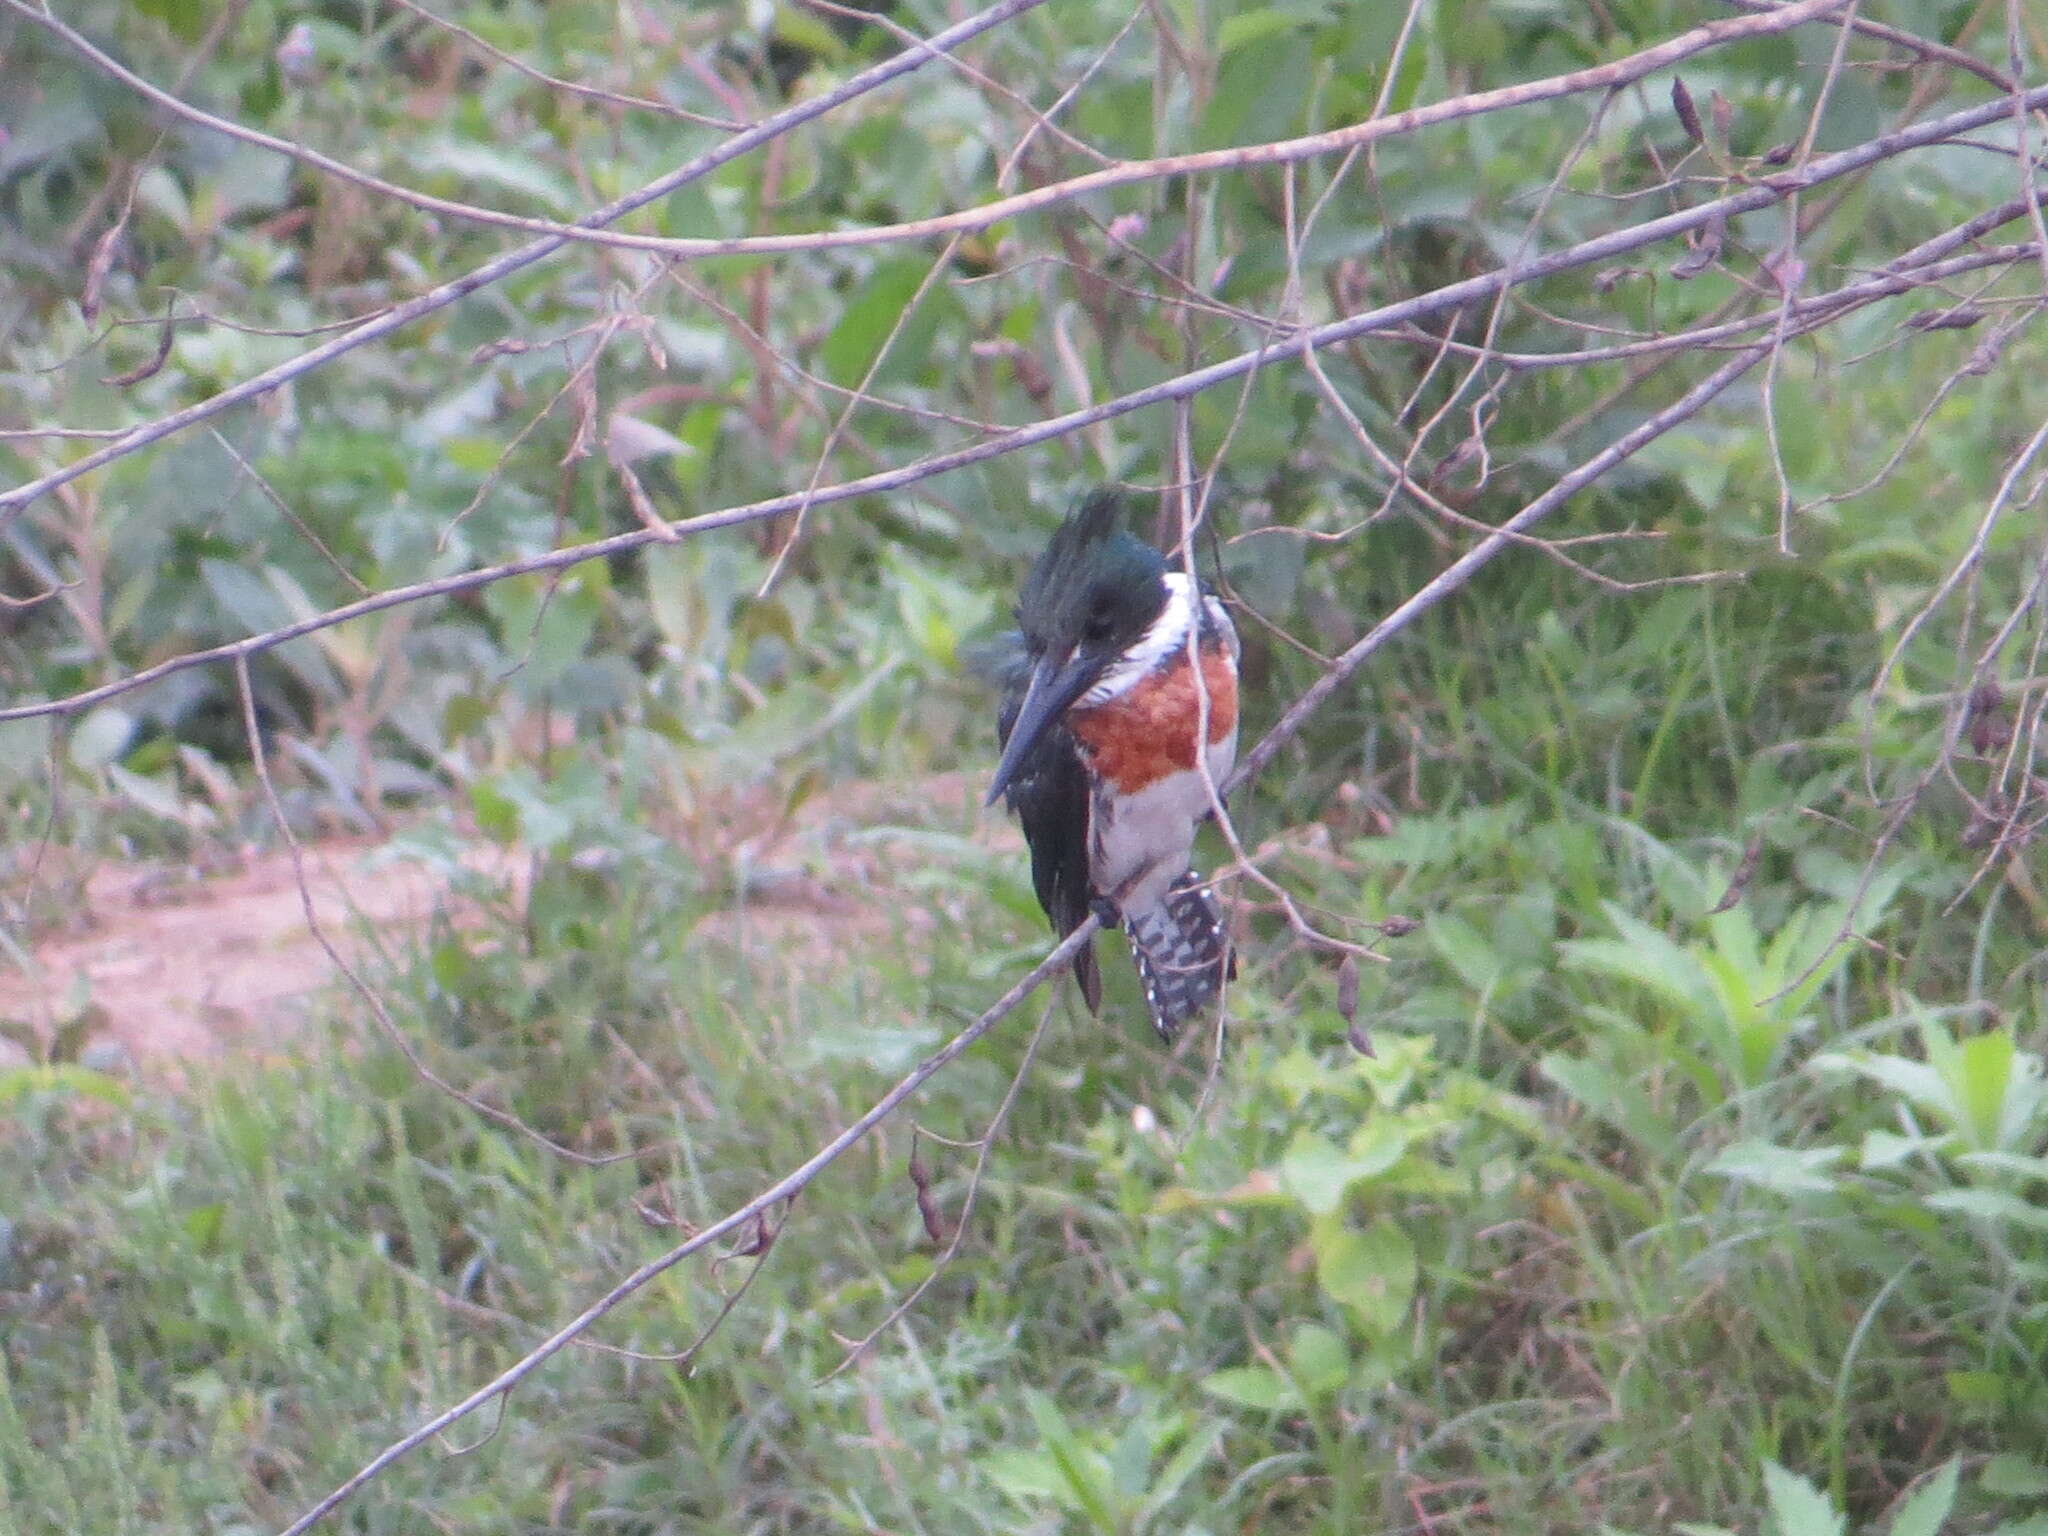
[616,464,679,543]
[559,367,598,465]
[729,1210,778,1259]
[1669,214,1724,280]
[1709,88,1734,144]
[1904,304,1987,333]
[1967,681,2012,755]
[607,410,692,466]
[1764,248,1807,294]
[1707,835,1763,915]
[100,306,176,387]
[81,217,127,323]
[1335,954,1360,1024]
[909,1145,948,1244]
[1671,77,1704,146]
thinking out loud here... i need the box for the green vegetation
[5,0,2048,1531]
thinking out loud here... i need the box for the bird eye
[1082,611,1114,643]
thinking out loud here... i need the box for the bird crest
[1014,490,1167,661]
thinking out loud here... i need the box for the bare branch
[14,70,2042,542]
[9,116,2046,726]
[383,0,747,131]
[7,0,1857,265]
[1232,342,1777,793]
[1719,0,2019,92]
[0,0,1054,523]
[265,322,1789,1536]
[272,917,1101,1536]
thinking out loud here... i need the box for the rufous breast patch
[1068,640,1237,794]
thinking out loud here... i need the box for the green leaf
[1198,29,1312,150]
[131,0,206,40]
[181,1202,225,1253]
[818,258,953,387]
[1860,1129,1950,1170]
[1705,1140,1844,1197]
[1812,1050,1954,1124]
[1314,1217,1415,1336]
[1346,1111,1425,1176]
[1107,1417,1156,1503]
[1137,1419,1224,1521]
[1200,1367,1300,1411]
[1946,1370,2004,1405]
[1541,1052,1676,1155]
[201,559,337,695]
[982,1449,1074,1506]
[1925,1188,2048,1232]
[482,573,601,692]
[1277,1121,1412,1215]
[419,141,577,214]
[108,765,196,828]
[1288,1324,1350,1399]
[799,1024,937,1073]
[1429,912,1502,993]
[201,556,289,635]
[1948,1030,2019,1151]
[1888,1458,1958,1536]
[1023,1392,1118,1530]
[1220,528,1305,618]
[1278,1131,1359,1215]
[1217,7,1308,55]
[1762,1461,1845,1536]
[1982,1455,2048,1497]
[1561,908,1711,1017]
[0,1065,131,1108]
[1955,1150,2048,1182]
[470,778,520,844]
[68,707,135,772]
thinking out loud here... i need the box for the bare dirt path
[0,772,999,1070]
[0,838,523,1067]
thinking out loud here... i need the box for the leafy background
[4,0,2048,1532]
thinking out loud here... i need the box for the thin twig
[272,334,1783,1536]
[271,916,1101,1536]
[385,0,746,130]
[0,0,1055,523]
[11,132,2044,727]
[19,49,2047,544]
[1231,343,1778,793]
[3,0,1856,264]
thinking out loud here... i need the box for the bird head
[985,490,1168,805]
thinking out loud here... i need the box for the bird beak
[985,649,1100,806]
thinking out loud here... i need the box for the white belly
[1090,732,1236,913]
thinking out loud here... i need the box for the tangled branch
[6,95,2046,723]
[5,2,2045,1530]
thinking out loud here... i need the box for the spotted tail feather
[1123,872,1233,1041]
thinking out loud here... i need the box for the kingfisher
[981,490,1240,1040]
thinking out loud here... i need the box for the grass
[9,553,2048,1536]
[7,2,2048,1531]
